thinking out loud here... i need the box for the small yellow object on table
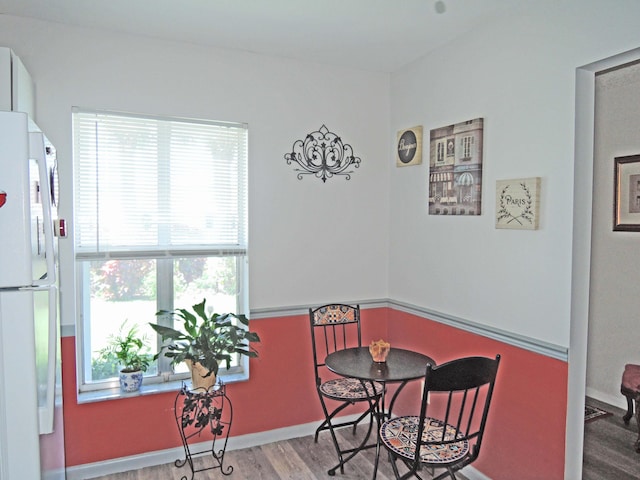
[369,339,390,363]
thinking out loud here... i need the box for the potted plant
[96,321,152,393]
[150,298,260,390]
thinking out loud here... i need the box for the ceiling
[0,0,525,73]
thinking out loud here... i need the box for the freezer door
[0,112,57,289]
[0,111,32,288]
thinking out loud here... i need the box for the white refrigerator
[0,111,66,479]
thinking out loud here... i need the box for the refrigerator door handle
[40,285,57,435]
[29,132,57,287]
[21,285,57,435]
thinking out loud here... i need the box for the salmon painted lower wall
[387,311,568,480]
[61,307,567,480]
[61,307,389,467]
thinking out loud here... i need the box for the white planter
[119,369,144,393]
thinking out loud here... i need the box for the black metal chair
[309,303,383,475]
[380,354,501,480]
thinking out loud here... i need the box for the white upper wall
[388,0,640,347]
[4,1,640,348]
[0,16,391,326]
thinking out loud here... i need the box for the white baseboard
[66,416,348,479]
[585,386,627,411]
[43,467,66,480]
[462,466,492,480]
[66,414,493,480]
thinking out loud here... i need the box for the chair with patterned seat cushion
[380,355,500,480]
[309,303,383,475]
[621,363,640,452]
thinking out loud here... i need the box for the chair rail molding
[250,298,568,362]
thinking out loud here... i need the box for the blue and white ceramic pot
[119,369,144,392]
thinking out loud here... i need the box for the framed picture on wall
[495,177,541,230]
[396,126,423,166]
[428,117,484,216]
[614,154,640,231]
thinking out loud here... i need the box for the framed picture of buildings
[396,126,423,166]
[495,177,541,230]
[614,154,640,231]
[428,118,484,215]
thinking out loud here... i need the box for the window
[437,141,445,163]
[461,135,474,160]
[446,138,455,157]
[73,109,248,391]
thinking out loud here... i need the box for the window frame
[72,108,249,393]
[461,135,474,160]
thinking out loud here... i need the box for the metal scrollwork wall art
[285,125,361,182]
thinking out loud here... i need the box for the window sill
[77,371,248,404]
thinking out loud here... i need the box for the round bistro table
[325,346,435,479]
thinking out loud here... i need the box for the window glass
[462,135,474,159]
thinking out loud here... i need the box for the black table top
[325,346,435,383]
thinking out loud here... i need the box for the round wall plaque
[396,126,422,167]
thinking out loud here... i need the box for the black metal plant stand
[174,381,233,479]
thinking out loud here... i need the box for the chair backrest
[309,304,362,384]
[415,354,501,466]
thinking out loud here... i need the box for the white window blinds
[73,109,248,259]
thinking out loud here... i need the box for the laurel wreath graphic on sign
[496,182,534,225]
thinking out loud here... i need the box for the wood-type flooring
[583,397,640,480]
[82,398,640,479]
[89,424,470,480]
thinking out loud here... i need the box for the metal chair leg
[326,395,380,475]
[623,393,634,425]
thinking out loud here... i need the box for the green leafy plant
[96,321,152,373]
[150,298,260,379]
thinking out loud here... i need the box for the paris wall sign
[495,177,541,230]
